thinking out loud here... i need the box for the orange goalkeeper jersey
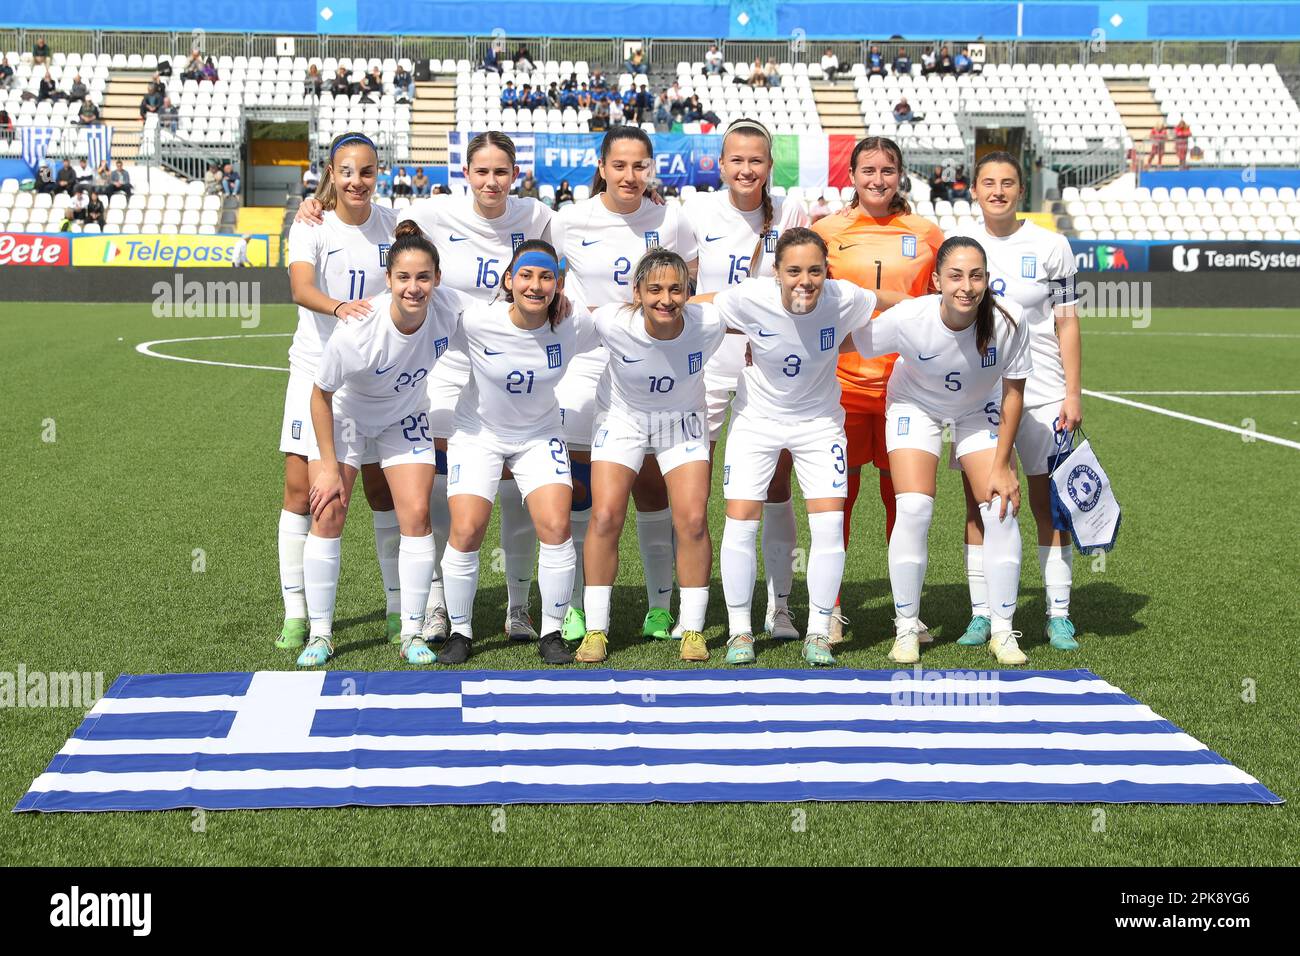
[814,210,944,413]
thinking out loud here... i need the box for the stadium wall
[5,1,1300,40]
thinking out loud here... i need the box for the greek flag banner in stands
[84,125,112,169]
[20,126,58,172]
[15,670,1280,811]
[448,132,534,185]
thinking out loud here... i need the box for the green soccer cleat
[1046,617,1079,650]
[957,615,992,646]
[275,618,308,651]
[802,634,837,667]
[385,612,402,645]
[642,607,674,640]
[296,634,334,668]
[725,634,756,665]
[562,606,587,643]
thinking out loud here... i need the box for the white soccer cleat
[990,630,1028,666]
[888,626,922,665]
[505,606,539,642]
[420,605,450,644]
[765,606,801,641]
[828,609,850,645]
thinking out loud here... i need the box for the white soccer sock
[441,544,480,640]
[966,544,989,618]
[499,478,536,611]
[584,585,612,633]
[1039,544,1073,618]
[426,475,450,614]
[537,538,576,636]
[636,507,675,610]
[721,517,759,636]
[979,497,1023,635]
[888,493,934,634]
[569,508,591,610]
[278,510,310,619]
[372,509,401,615]
[806,511,846,637]
[398,534,435,637]
[762,498,797,615]
[678,586,710,633]
[303,533,342,639]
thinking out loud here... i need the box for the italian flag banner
[772,134,856,190]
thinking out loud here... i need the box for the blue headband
[514,251,559,273]
[331,133,376,158]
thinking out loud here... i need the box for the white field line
[135,333,290,372]
[1082,389,1300,451]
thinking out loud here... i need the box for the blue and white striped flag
[20,126,58,172]
[15,669,1281,812]
[448,131,534,187]
[84,125,112,168]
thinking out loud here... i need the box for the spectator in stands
[934,46,953,75]
[75,158,94,191]
[0,106,11,133]
[139,83,163,119]
[302,162,320,198]
[517,172,539,199]
[330,67,351,96]
[654,90,673,130]
[921,47,937,76]
[955,48,973,74]
[808,194,831,223]
[1146,122,1167,168]
[555,179,575,207]
[684,94,704,123]
[591,96,610,132]
[202,57,219,83]
[547,81,561,109]
[68,74,88,102]
[57,160,77,195]
[528,85,547,111]
[32,36,50,66]
[393,64,413,102]
[822,48,840,84]
[867,45,886,78]
[949,167,971,201]
[620,84,636,114]
[892,47,912,76]
[304,64,323,97]
[93,161,111,194]
[747,58,766,87]
[181,51,204,82]
[705,45,723,75]
[577,83,592,110]
[84,190,104,226]
[159,96,179,132]
[591,69,609,90]
[481,44,503,76]
[156,57,172,77]
[514,44,536,73]
[71,188,90,220]
[108,160,132,199]
[516,84,532,111]
[204,163,223,195]
[625,47,648,76]
[1174,119,1192,170]
[376,163,393,197]
[392,166,412,197]
[412,167,430,197]
[765,58,780,87]
[609,93,625,127]
[500,81,518,109]
[0,55,13,90]
[560,77,579,109]
[78,98,100,124]
[38,70,59,102]
[59,206,75,231]
[928,164,948,202]
[893,96,915,123]
[222,162,241,197]
[635,84,654,124]
[364,67,384,96]
[36,164,58,195]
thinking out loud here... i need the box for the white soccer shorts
[722,413,848,501]
[308,416,430,469]
[887,400,1000,462]
[1014,400,1068,476]
[591,406,710,476]
[446,428,572,502]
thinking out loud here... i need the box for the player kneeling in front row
[438,241,586,665]
[577,250,725,663]
[302,223,458,666]
[847,236,1032,665]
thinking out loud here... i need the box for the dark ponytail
[591,126,654,195]
[387,219,440,274]
[502,239,567,330]
[847,136,911,216]
[935,236,1014,357]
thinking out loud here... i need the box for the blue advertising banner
[1069,239,1300,273]
[529,133,725,189]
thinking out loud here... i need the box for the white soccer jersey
[401,194,553,387]
[852,294,1033,420]
[713,277,875,424]
[452,295,600,442]
[314,288,464,437]
[947,220,1078,407]
[683,189,809,290]
[593,302,727,417]
[286,205,399,377]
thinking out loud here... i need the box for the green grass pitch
[1,303,1296,865]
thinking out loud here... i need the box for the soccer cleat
[1046,617,1079,651]
[420,605,450,644]
[765,606,800,641]
[888,627,922,665]
[385,612,402,645]
[399,635,436,665]
[538,631,575,665]
[679,630,709,662]
[562,606,587,643]
[725,633,756,665]
[828,609,850,645]
[436,633,473,665]
[575,630,608,663]
[296,634,334,668]
[917,619,933,645]
[990,630,1029,666]
[505,606,538,642]
[643,607,675,640]
[802,634,836,667]
[275,618,308,651]
[956,615,992,646]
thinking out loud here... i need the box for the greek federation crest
[1067,464,1103,512]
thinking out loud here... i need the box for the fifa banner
[71,234,280,267]
[456,133,858,191]
[1070,240,1300,274]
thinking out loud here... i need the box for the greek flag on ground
[15,670,1281,812]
